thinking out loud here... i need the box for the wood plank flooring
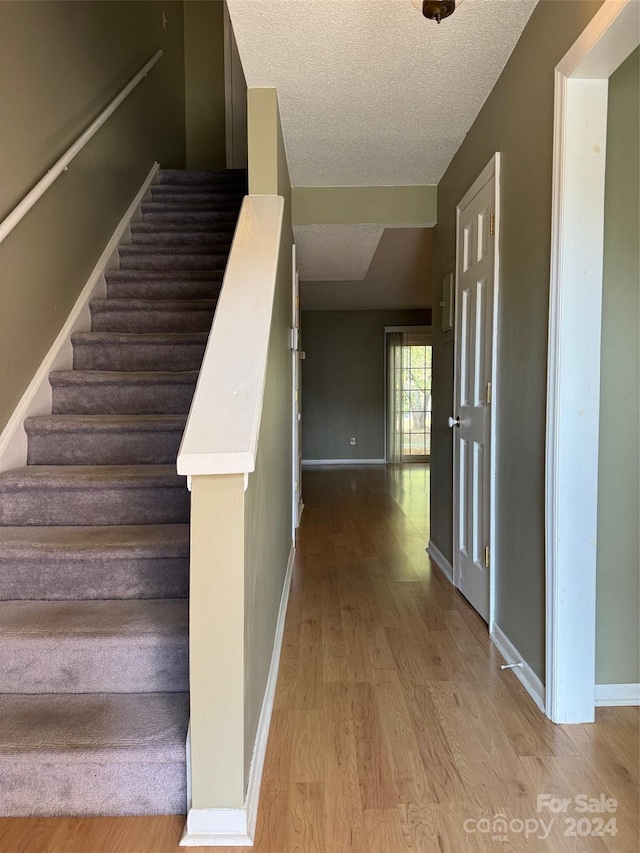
[1,465,637,852]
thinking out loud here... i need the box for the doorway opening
[545,0,639,723]
[385,327,432,463]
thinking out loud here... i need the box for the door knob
[448,416,460,428]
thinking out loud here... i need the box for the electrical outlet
[349,437,356,446]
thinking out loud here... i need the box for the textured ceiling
[294,225,385,280]
[227,0,538,186]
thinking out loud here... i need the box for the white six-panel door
[453,171,497,623]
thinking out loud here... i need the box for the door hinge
[486,382,492,404]
[290,327,299,350]
[484,545,490,568]
[294,389,299,403]
[490,213,496,236]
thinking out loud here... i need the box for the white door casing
[453,155,501,626]
[546,0,639,723]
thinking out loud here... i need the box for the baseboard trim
[426,540,454,584]
[181,542,296,847]
[181,808,251,847]
[0,162,160,473]
[302,458,386,466]
[595,683,640,707]
[490,623,546,713]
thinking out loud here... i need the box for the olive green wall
[184,0,226,170]
[596,47,639,686]
[301,310,431,461]
[431,0,604,680]
[243,214,293,786]
[292,186,437,226]
[244,87,294,787]
[0,0,186,433]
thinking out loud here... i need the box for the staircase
[0,169,245,816]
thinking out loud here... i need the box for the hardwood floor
[1,464,637,852]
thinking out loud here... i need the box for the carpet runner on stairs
[0,168,245,817]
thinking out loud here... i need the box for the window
[386,328,432,463]
[401,344,432,458]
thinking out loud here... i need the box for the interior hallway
[0,465,637,852]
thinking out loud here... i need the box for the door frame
[545,0,639,724]
[453,153,501,632]
[291,244,303,536]
[383,326,433,463]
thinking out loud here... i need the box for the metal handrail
[0,49,163,246]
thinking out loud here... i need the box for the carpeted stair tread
[157,167,246,185]
[131,219,236,235]
[141,209,240,225]
[118,246,230,271]
[0,692,188,816]
[141,200,241,216]
[150,188,244,203]
[106,280,223,301]
[130,228,233,247]
[150,182,245,194]
[0,599,188,694]
[120,244,230,257]
[0,464,183,489]
[26,414,188,433]
[89,299,217,333]
[106,268,224,282]
[0,599,187,639]
[25,414,188,465]
[0,523,189,559]
[0,465,189,527]
[0,695,188,816]
[0,691,189,759]
[105,269,223,300]
[72,331,208,372]
[25,414,187,466]
[0,524,189,601]
[50,370,199,415]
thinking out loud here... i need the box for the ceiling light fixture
[411,0,462,24]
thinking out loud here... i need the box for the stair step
[118,244,229,271]
[25,414,187,465]
[90,298,217,333]
[0,524,189,600]
[151,182,245,196]
[141,209,240,225]
[0,465,189,526]
[0,692,188,816]
[141,200,242,216]
[130,226,234,246]
[150,187,244,203]
[0,599,188,693]
[51,370,199,414]
[158,168,246,186]
[105,269,223,300]
[72,331,208,371]
[132,219,236,234]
